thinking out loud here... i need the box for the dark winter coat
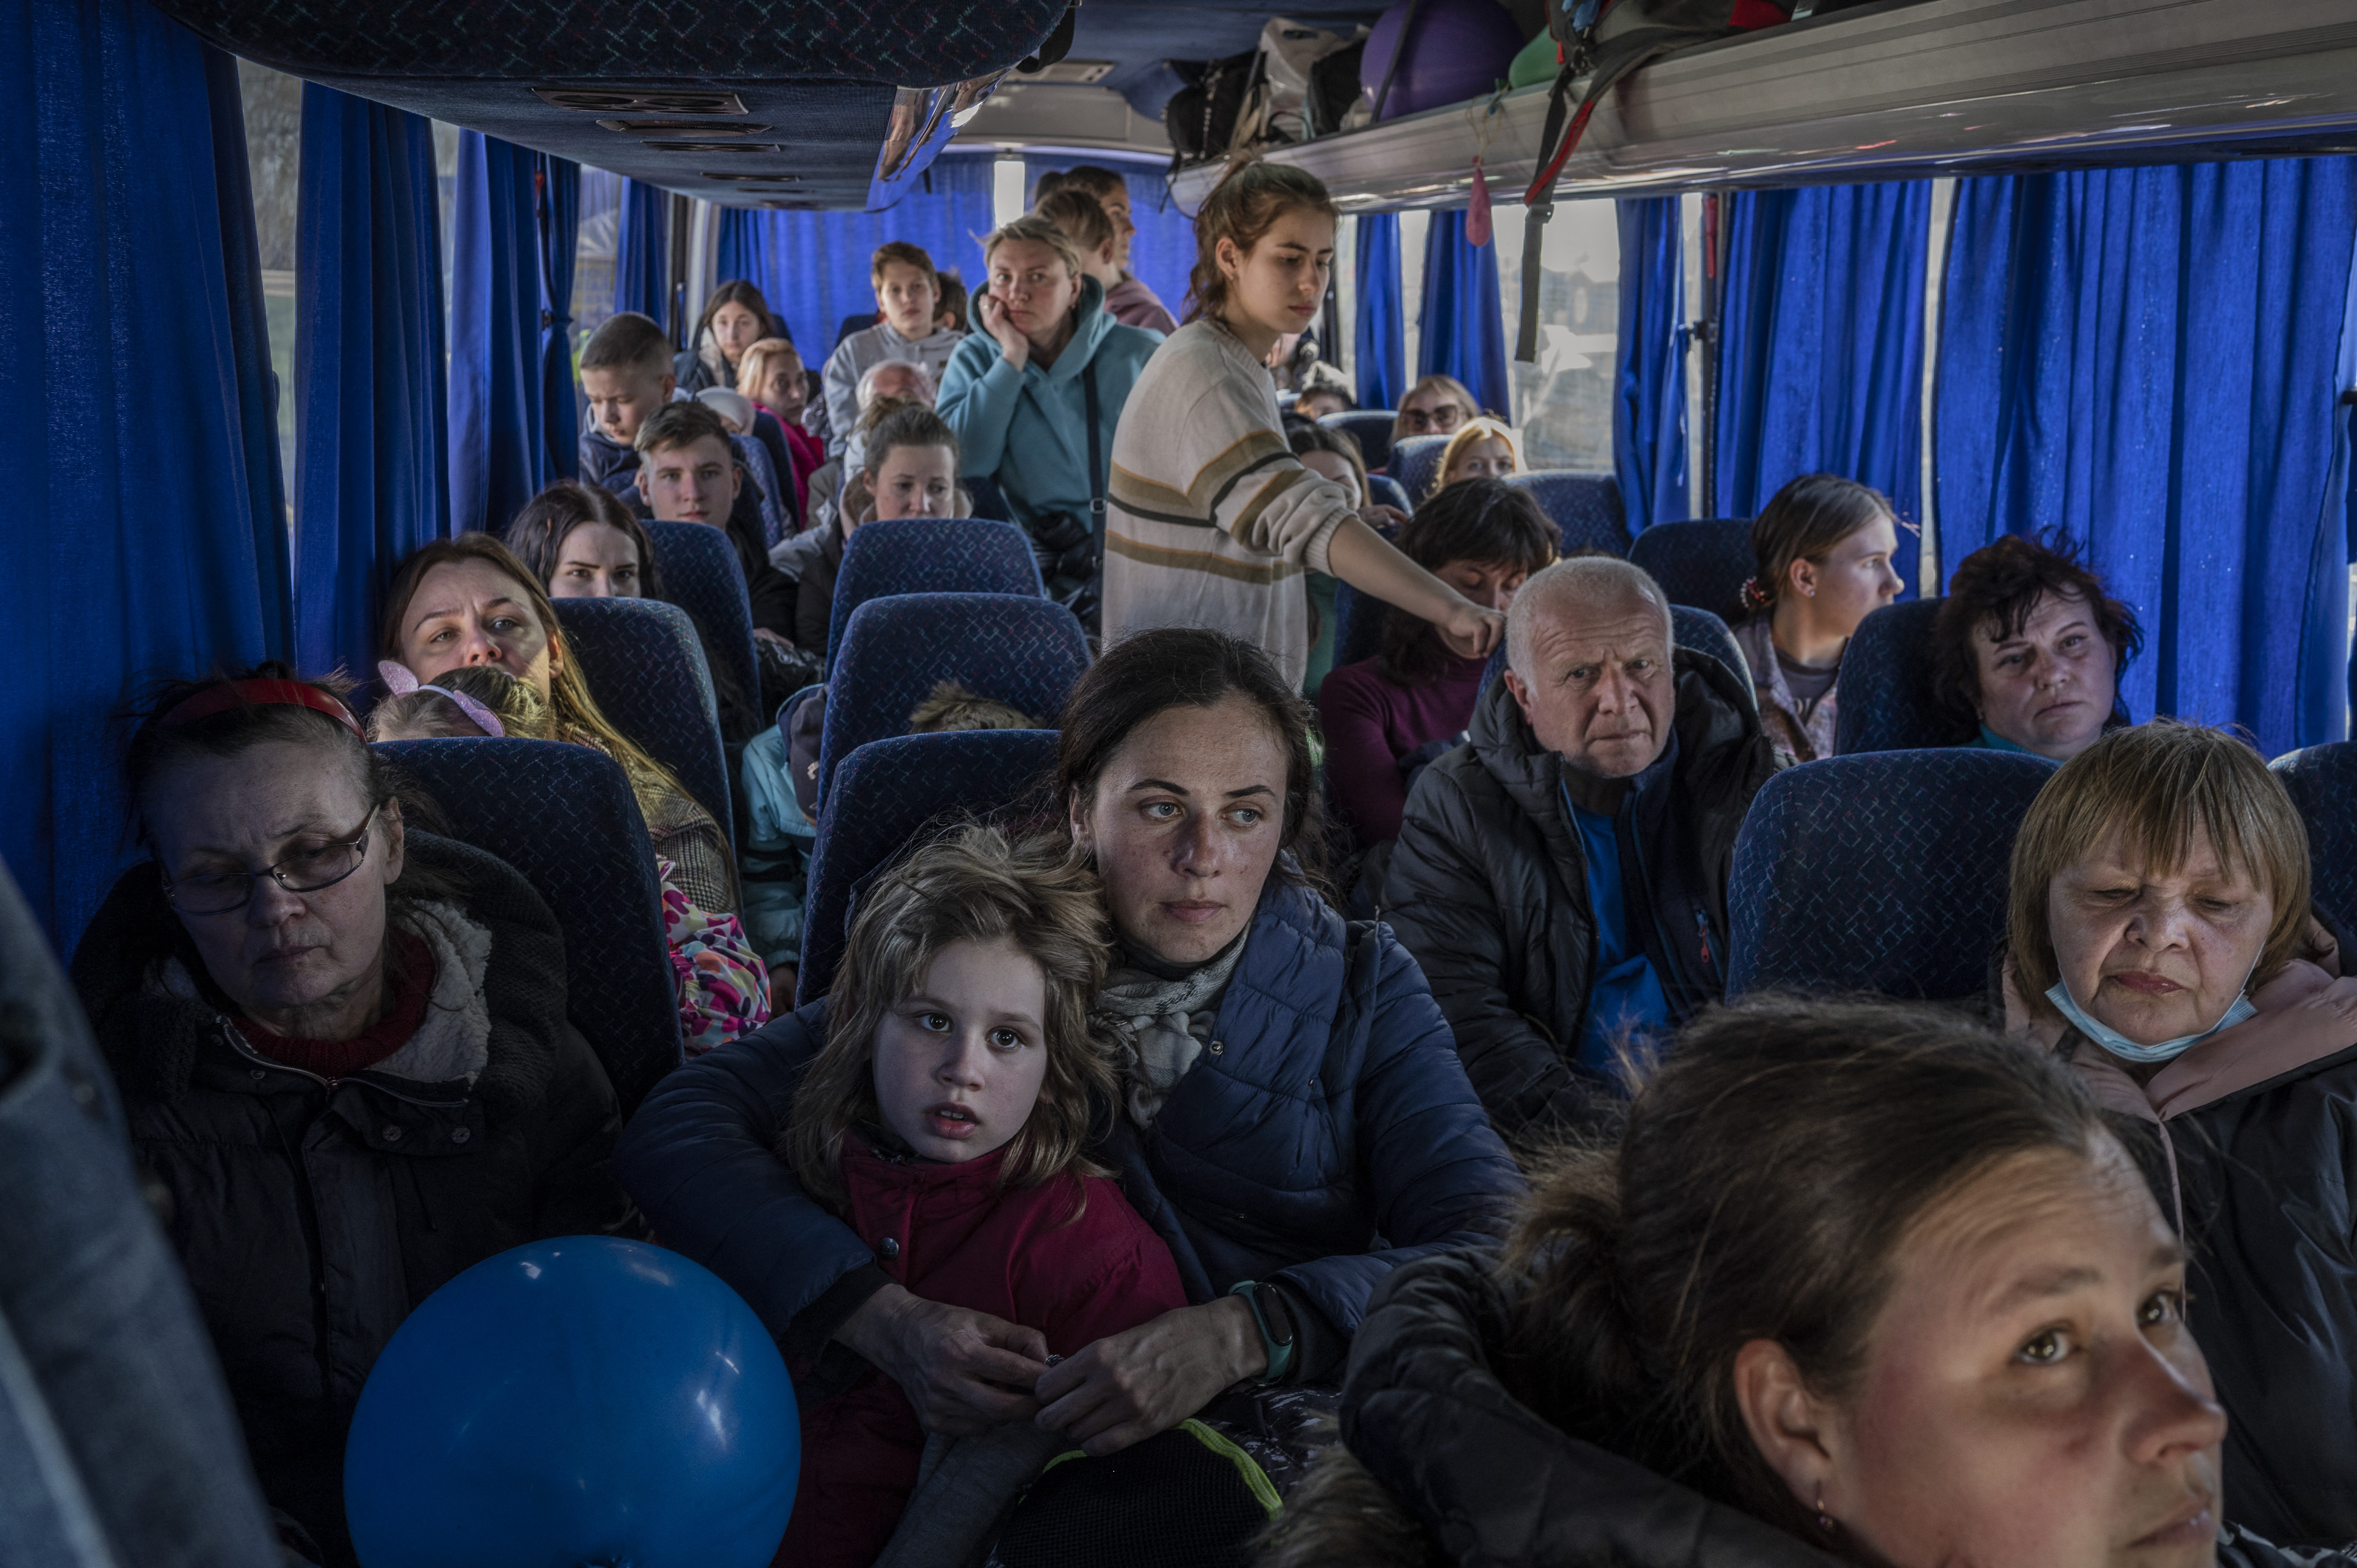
[795,521,845,657]
[71,835,640,1568]
[614,878,1522,1381]
[1284,1249,2345,1568]
[781,1135,1186,1568]
[1375,652,1775,1145]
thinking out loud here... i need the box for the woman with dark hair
[617,628,1520,1470]
[677,278,781,395]
[1733,473,1903,766]
[69,665,637,1566]
[1262,996,2334,1568]
[1318,478,1557,846]
[1103,162,1503,687]
[1933,531,2142,761]
[503,479,661,600]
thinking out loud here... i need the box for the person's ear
[634,465,651,501]
[1789,554,1818,601]
[726,461,744,505]
[1067,786,1095,858]
[1217,235,1243,284]
[659,371,677,401]
[1503,667,1537,726]
[1732,1338,1842,1523]
[378,796,407,887]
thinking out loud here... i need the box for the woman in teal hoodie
[937,214,1163,607]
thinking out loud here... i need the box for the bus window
[1491,199,1618,471]
[574,168,622,349]
[237,59,302,509]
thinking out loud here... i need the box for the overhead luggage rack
[1169,0,2357,212]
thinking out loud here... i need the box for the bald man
[1375,558,1777,1146]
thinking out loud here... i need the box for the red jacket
[778,1134,1187,1568]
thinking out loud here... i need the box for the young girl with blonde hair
[775,826,1186,1568]
[1102,162,1503,687]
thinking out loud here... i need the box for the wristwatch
[1228,1279,1297,1383]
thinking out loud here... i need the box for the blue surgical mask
[2044,977,2258,1064]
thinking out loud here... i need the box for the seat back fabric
[1507,470,1629,556]
[1320,409,1396,473]
[552,596,731,839]
[646,520,761,723]
[1628,518,1755,621]
[825,517,1044,667]
[2274,742,2357,939]
[1833,598,1970,754]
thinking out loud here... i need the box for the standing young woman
[1733,473,1905,766]
[1103,163,1503,688]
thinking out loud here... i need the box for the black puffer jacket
[71,834,640,1568]
[1287,1250,2352,1568]
[1375,652,1774,1144]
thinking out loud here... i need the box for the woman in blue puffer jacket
[615,628,1520,1455]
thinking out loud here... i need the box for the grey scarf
[1092,937,1247,1129]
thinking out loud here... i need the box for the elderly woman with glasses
[70,664,640,1568]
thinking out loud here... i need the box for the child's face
[582,364,675,445]
[635,435,740,526]
[871,936,1051,1164]
[875,261,941,339]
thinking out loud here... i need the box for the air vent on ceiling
[646,141,784,153]
[597,119,773,135]
[701,171,802,183]
[533,88,746,115]
[1024,58,1114,85]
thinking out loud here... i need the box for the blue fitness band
[1229,1279,1297,1383]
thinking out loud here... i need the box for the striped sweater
[1103,319,1357,686]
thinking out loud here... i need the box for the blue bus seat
[798,729,1061,1005]
[1366,473,1412,515]
[817,592,1088,807]
[1508,471,1629,556]
[1388,434,1451,507]
[646,520,761,722]
[1834,599,1971,755]
[1728,749,2058,1005]
[1327,518,1404,675]
[1320,409,1396,473]
[964,473,1011,523]
[825,517,1044,667]
[552,597,732,841]
[834,312,878,350]
[2273,742,2357,938]
[374,738,683,1113]
[1629,518,1755,620]
[733,431,789,548]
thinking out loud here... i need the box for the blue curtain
[1023,156,1195,327]
[1936,159,2357,754]
[1418,210,1509,416]
[447,131,548,534]
[1,1,290,948]
[1612,197,1689,531]
[294,84,449,684]
[1714,183,1930,593]
[616,177,670,324]
[1355,214,1407,411]
[716,154,998,352]
[535,154,581,485]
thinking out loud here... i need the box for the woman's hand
[1437,601,1506,661]
[975,292,1030,369]
[1033,1298,1263,1457]
[752,627,794,649]
[834,1282,1052,1435]
[1359,503,1411,533]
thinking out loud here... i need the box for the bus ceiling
[1167,0,2357,214]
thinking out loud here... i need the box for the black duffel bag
[1163,48,1261,166]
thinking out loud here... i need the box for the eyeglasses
[162,805,381,915]
[1399,404,1467,434]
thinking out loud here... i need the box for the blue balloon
[345,1238,798,1568]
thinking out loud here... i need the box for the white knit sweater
[1103,319,1357,687]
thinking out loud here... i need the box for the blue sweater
[612,879,1522,1348]
[935,276,1162,539]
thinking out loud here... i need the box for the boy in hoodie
[819,242,964,461]
[580,311,678,496]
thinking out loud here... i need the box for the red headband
[157,679,366,741]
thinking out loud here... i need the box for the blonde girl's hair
[2007,719,2314,1022]
[376,533,698,832]
[1433,417,1521,498]
[735,336,802,401]
[782,826,1119,1207]
[1185,161,1339,325]
[367,664,557,744]
[1389,373,1481,441]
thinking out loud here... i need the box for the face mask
[2044,976,2259,1065]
